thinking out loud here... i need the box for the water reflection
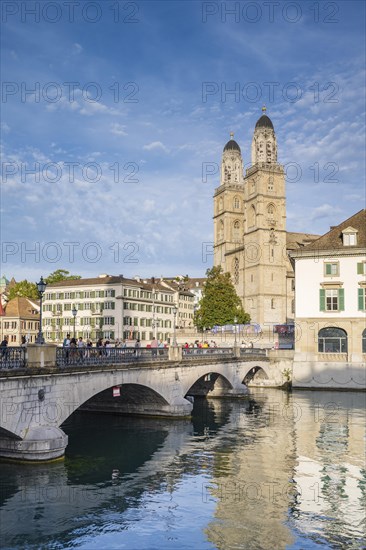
[0,390,364,549]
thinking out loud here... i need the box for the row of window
[124,303,174,314]
[318,327,366,354]
[319,288,366,311]
[45,290,115,300]
[43,302,115,312]
[324,262,366,276]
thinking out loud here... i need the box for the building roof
[223,138,241,153]
[286,232,321,250]
[301,209,366,251]
[255,114,274,130]
[4,297,39,319]
[46,275,174,294]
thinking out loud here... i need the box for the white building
[290,209,366,389]
[42,275,176,345]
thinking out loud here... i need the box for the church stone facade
[213,108,318,328]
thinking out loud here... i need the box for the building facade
[213,107,319,329]
[0,297,40,345]
[290,209,366,389]
[42,275,177,345]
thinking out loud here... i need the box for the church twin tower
[213,108,289,327]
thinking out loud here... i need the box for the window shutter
[338,288,345,311]
[91,291,95,298]
[70,292,75,299]
[325,263,332,275]
[358,288,364,310]
[357,263,364,274]
[319,289,325,311]
[112,302,115,309]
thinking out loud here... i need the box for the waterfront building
[160,277,196,328]
[213,107,319,329]
[42,274,176,345]
[0,297,40,345]
[290,209,366,388]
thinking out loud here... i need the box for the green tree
[194,266,250,330]
[44,269,81,285]
[7,280,39,300]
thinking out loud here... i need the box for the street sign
[112,386,120,397]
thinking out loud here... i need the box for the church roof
[223,138,241,153]
[255,114,274,130]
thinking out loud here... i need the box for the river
[0,389,365,549]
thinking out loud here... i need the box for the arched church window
[249,205,256,227]
[267,203,276,216]
[218,198,223,212]
[233,196,240,209]
[233,220,240,241]
[318,327,347,353]
[268,177,274,191]
[233,257,239,285]
[218,220,224,241]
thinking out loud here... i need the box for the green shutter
[70,292,75,299]
[79,304,84,311]
[358,288,365,310]
[112,302,115,310]
[325,263,332,275]
[319,289,325,311]
[338,288,345,311]
[357,263,364,274]
[91,291,95,298]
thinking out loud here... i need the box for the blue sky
[1,0,365,282]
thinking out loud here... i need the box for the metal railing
[240,347,267,357]
[56,346,169,368]
[182,347,234,358]
[0,347,27,370]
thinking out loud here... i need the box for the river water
[0,389,365,549]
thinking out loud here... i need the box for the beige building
[213,107,318,330]
[290,209,366,389]
[0,297,40,345]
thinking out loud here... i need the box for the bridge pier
[0,427,68,462]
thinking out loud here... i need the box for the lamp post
[234,316,238,347]
[72,306,77,339]
[35,276,47,344]
[172,305,178,347]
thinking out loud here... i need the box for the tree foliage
[194,266,250,329]
[7,280,39,301]
[44,269,81,285]
[7,270,81,301]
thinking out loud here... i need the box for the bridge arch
[185,371,234,398]
[243,366,270,385]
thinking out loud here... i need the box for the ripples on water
[0,389,365,549]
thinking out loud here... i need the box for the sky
[1,0,365,283]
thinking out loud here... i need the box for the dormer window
[342,226,358,246]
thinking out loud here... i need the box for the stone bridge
[0,345,291,462]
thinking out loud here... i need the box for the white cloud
[72,43,83,54]
[110,123,127,136]
[143,141,169,153]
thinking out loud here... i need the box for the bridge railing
[0,347,27,370]
[182,347,234,358]
[240,348,267,357]
[55,346,169,368]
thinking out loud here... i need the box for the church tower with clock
[213,107,288,327]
